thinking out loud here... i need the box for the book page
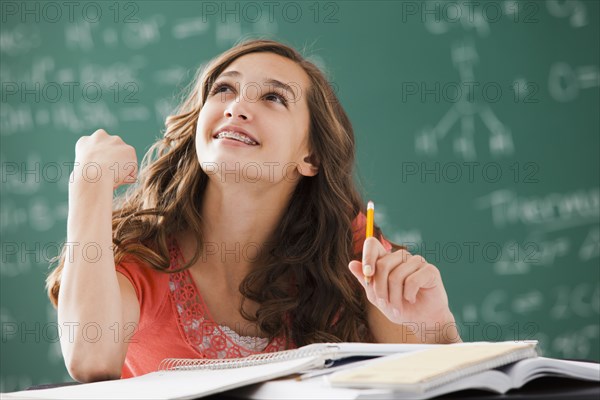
[328,342,537,389]
[2,356,324,400]
[501,357,600,388]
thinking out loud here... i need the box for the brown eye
[209,83,232,96]
[264,92,287,106]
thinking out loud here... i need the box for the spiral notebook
[158,341,438,372]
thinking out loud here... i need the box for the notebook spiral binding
[158,344,341,371]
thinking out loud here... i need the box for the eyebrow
[217,70,297,101]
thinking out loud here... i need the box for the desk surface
[25,377,600,399]
[439,377,600,400]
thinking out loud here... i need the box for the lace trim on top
[217,325,270,351]
[167,239,287,358]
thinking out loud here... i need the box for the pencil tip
[367,201,374,210]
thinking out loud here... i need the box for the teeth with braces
[215,130,258,145]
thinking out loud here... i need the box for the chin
[198,156,245,177]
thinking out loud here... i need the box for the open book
[0,342,437,400]
[234,357,600,400]
[329,341,541,391]
[234,343,600,400]
[325,342,600,399]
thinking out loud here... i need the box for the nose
[224,101,250,121]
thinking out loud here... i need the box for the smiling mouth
[214,130,259,146]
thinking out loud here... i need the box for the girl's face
[196,52,317,184]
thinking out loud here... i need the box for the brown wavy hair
[46,38,404,347]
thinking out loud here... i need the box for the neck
[182,177,296,289]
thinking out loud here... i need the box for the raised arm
[58,129,140,382]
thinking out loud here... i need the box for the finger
[348,261,375,302]
[388,258,422,312]
[92,128,108,137]
[75,136,88,152]
[371,249,414,304]
[361,237,388,283]
[403,264,440,304]
[348,260,365,287]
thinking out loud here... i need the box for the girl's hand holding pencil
[348,201,455,331]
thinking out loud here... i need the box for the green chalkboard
[1,0,599,391]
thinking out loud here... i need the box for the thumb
[348,260,366,288]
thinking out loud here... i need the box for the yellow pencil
[365,201,374,285]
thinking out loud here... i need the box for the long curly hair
[46,38,403,347]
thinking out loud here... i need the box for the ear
[298,154,319,177]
